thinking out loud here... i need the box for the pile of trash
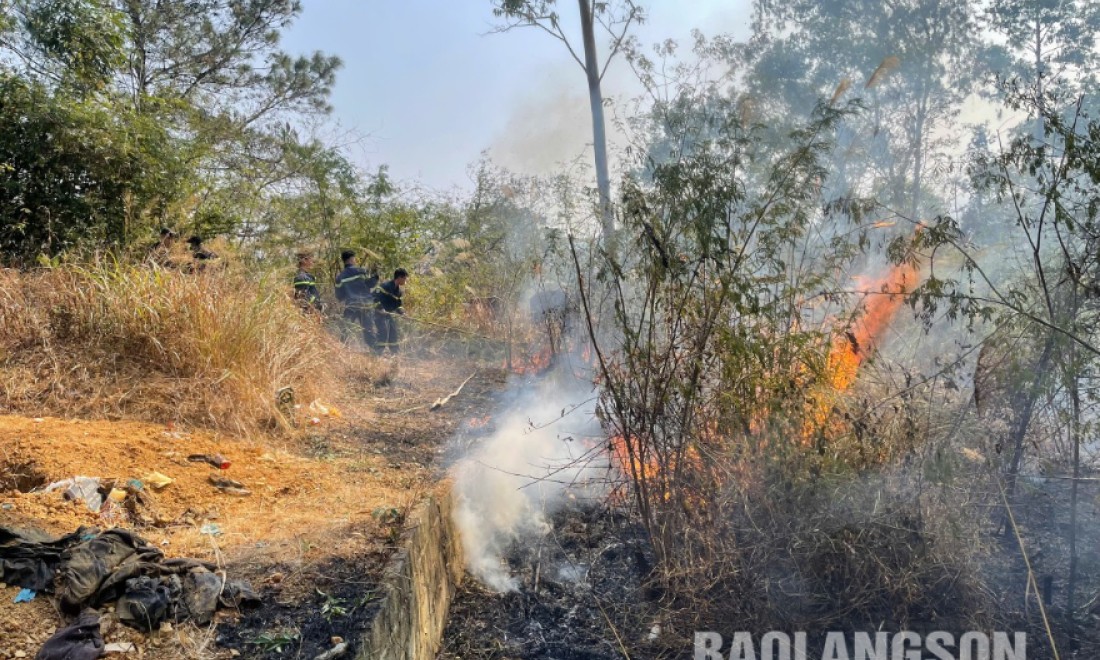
[0,526,259,659]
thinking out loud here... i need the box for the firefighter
[373,267,407,353]
[186,235,220,272]
[293,252,322,312]
[147,228,183,269]
[334,249,379,348]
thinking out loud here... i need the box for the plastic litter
[13,587,35,603]
[43,477,104,512]
[143,472,173,490]
[309,400,340,417]
[108,488,128,503]
[208,475,251,496]
[187,453,231,469]
[199,523,222,537]
[314,642,349,660]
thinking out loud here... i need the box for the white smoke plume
[451,372,607,592]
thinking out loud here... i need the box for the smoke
[488,69,592,177]
[451,369,606,592]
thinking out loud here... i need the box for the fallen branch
[430,373,476,411]
[398,371,479,413]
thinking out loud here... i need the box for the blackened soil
[217,553,388,658]
[439,505,663,660]
[349,364,511,470]
[216,359,513,659]
[984,472,1100,657]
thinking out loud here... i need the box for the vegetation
[0,259,339,434]
[2,0,1100,656]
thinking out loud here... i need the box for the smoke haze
[451,370,606,592]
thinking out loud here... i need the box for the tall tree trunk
[1005,335,1055,498]
[578,0,614,244]
[1068,364,1081,647]
[1065,285,1082,648]
[910,95,926,224]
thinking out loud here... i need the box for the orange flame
[467,415,491,429]
[607,433,707,506]
[506,347,554,375]
[800,259,921,440]
[829,260,919,392]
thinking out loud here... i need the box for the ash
[439,503,659,660]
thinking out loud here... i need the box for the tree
[0,73,187,259]
[744,0,979,225]
[983,0,1100,102]
[911,88,1100,648]
[13,0,128,89]
[491,0,643,245]
[0,0,343,258]
[571,84,866,583]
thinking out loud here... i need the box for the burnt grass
[438,474,1100,660]
[439,504,662,660]
[217,553,388,659]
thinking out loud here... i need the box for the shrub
[0,261,338,434]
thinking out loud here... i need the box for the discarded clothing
[116,575,174,632]
[35,609,104,660]
[219,577,261,609]
[57,529,164,613]
[1,525,259,642]
[0,526,89,591]
[182,569,223,625]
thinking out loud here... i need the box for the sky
[280,1,753,191]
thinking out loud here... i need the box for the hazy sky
[281,1,752,191]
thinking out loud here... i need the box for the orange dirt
[0,415,415,557]
[0,354,500,659]
[0,413,416,658]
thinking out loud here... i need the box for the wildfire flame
[606,433,706,506]
[829,260,919,392]
[467,415,491,429]
[506,347,554,375]
[605,251,922,496]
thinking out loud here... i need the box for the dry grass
[0,261,343,435]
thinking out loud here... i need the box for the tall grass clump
[0,261,338,434]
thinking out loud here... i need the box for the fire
[506,346,554,375]
[606,432,706,506]
[467,415,491,429]
[608,433,659,485]
[828,260,919,392]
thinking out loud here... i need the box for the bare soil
[0,353,507,659]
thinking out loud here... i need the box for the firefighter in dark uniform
[293,252,322,312]
[373,267,407,353]
[147,228,182,269]
[335,249,379,348]
[186,235,220,272]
